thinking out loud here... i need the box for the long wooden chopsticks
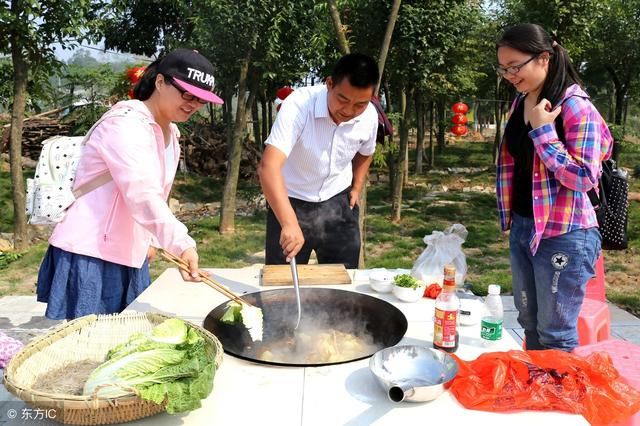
[159,250,252,307]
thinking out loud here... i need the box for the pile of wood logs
[1,119,74,160]
[180,122,262,180]
[1,112,262,180]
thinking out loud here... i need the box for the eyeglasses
[495,54,539,76]
[166,77,208,104]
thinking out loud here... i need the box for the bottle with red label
[433,265,460,353]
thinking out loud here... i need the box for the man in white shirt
[258,53,379,268]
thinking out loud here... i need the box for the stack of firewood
[19,119,74,160]
[1,115,262,180]
[180,122,262,180]
[1,106,74,159]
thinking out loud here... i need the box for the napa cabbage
[221,302,263,341]
[83,319,216,413]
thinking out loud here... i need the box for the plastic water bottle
[480,284,503,346]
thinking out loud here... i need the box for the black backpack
[555,115,629,250]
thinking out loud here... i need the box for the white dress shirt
[265,84,378,202]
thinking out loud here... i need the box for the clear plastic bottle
[433,265,460,353]
[480,284,503,345]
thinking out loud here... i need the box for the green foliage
[0,58,60,113]
[0,0,97,70]
[97,1,195,56]
[0,251,23,270]
[0,169,14,233]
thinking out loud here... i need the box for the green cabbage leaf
[83,319,216,413]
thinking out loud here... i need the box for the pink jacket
[49,100,196,268]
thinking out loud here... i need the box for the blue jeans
[509,214,601,351]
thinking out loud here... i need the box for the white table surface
[124,266,587,426]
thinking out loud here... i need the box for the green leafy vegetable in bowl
[394,274,421,289]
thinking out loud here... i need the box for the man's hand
[529,98,562,129]
[349,189,360,209]
[179,247,201,282]
[280,224,304,262]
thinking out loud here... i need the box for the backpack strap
[552,99,607,211]
[70,107,151,199]
[72,171,113,198]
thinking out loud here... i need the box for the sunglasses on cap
[165,76,208,104]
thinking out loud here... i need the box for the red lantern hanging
[451,124,468,136]
[452,114,468,125]
[452,102,469,114]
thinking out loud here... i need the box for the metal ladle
[289,256,302,329]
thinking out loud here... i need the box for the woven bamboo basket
[3,312,223,425]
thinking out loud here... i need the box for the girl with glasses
[495,23,613,351]
[36,49,223,320]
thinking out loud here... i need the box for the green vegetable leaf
[151,318,188,344]
[83,318,217,413]
[220,302,243,324]
[394,274,420,289]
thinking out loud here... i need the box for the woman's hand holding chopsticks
[179,247,201,282]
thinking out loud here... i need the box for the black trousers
[265,188,361,269]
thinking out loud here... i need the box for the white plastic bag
[411,223,468,286]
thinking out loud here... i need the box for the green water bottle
[481,284,503,345]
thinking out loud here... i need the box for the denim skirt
[36,245,151,320]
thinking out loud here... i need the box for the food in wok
[257,329,380,364]
[204,288,408,367]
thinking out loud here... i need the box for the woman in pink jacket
[37,48,224,320]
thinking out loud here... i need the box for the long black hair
[496,23,582,106]
[132,57,162,101]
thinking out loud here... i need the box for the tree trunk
[260,91,268,148]
[327,0,350,55]
[268,100,273,133]
[9,25,29,250]
[391,88,408,223]
[403,135,409,186]
[604,65,625,125]
[374,0,401,95]
[436,100,445,155]
[428,101,435,168]
[414,93,424,174]
[220,58,256,234]
[251,96,260,145]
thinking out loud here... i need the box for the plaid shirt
[496,84,613,255]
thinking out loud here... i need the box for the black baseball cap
[157,48,224,104]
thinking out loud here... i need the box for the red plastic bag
[449,349,640,424]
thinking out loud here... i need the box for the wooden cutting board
[261,264,352,286]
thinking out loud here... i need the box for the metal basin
[369,345,458,402]
[203,288,408,367]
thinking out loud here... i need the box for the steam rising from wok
[204,288,408,367]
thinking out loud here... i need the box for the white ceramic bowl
[369,269,395,293]
[392,283,425,302]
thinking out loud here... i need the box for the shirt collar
[314,84,362,124]
[556,83,590,107]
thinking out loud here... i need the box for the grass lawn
[1,141,639,316]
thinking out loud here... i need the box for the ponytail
[541,42,582,106]
[132,58,161,101]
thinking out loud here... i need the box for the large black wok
[203,288,407,367]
